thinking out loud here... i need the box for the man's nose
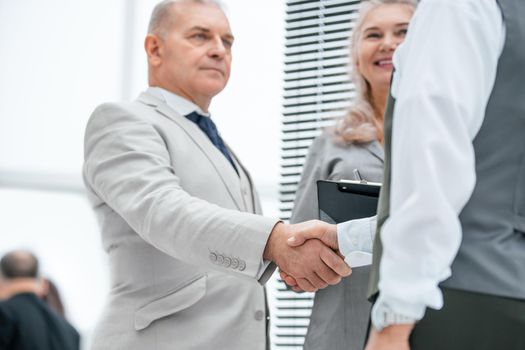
[208,36,227,59]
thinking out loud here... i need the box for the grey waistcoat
[369,0,525,300]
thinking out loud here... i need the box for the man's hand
[286,220,339,251]
[264,220,351,292]
[365,325,414,350]
[279,248,348,292]
[279,269,302,292]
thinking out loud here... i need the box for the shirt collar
[147,86,210,117]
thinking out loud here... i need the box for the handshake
[263,220,350,292]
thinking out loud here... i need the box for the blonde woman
[287,1,416,349]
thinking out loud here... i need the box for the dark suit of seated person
[0,250,80,350]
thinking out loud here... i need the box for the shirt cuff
[256,260,273,281]
[337,216,377,267]
[371,294,426,331]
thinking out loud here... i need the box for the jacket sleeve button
[231,258,239,269]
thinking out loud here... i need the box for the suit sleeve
[83,103,279,282]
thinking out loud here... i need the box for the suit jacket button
[238,260,246,271]
[223,257,232,267]
[217,255,224,264]
[231,258,239,269]
[209,252,217,262]
[254,310,264,321]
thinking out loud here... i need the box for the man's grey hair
[147,0,225,38]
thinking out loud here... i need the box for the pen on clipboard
[353,169,367,184]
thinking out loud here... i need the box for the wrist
[372,301,417,332]
[375,323,414,339]
[263,221,287,262]
[367,323,414,348]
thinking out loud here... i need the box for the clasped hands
[263,220,349,292]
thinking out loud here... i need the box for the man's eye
[192,33,208,40]
[222,39,233,48]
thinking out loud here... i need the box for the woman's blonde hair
[333,0,417,144]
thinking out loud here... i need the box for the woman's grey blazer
[290,131,384,350]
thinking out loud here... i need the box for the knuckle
[318,246,331,260]
[329,276,341,285]
[340,263,352,275]
[314,280,327,289]
[326,252,339,267]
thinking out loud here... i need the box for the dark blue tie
[185,111,238,174]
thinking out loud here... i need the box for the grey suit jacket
[83,91,278,350]
[290,131,384,350]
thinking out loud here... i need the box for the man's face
[153,2,234,108]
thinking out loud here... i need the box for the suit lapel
[365,140,385,163]
[137,92,245,211]
[227,146,257,214]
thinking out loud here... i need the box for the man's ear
[0,280,8,300]
[37,278,49,298]
[145,34,163,67]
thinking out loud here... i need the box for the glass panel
[0,0,126,175]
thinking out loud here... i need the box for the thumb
[287,233,308,247]
[286,223,321,247]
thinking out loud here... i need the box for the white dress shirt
[338,0,505,326]
[148,86,210,117]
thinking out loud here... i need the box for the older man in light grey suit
[83,1,350,349]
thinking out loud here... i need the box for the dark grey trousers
[410,288,525,350]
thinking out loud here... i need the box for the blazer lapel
[227,146,256,213]
[366,141,385,163]
[137,92,245,211]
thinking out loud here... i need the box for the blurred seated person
[0,250,80,350]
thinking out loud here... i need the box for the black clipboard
[317,180,381,224]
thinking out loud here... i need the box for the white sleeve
[372,0,505,323]
[337,216,377,267]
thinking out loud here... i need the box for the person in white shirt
[282,1,416,349]
[285,0,525,349]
